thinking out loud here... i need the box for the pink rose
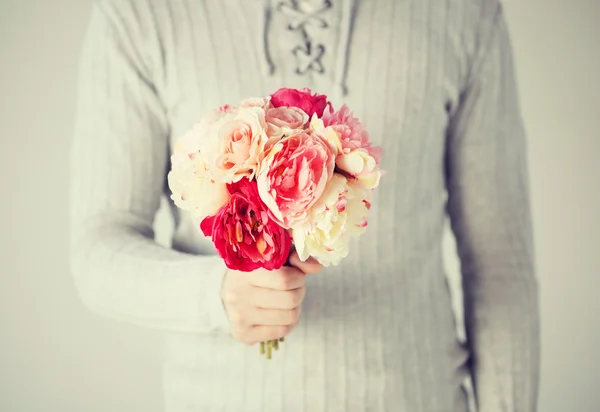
[200,179,291,272]
[270,88,331,119]
[322,104,382,164]
[257,132,335,228]
[265,106,309,138]
[321,105,383,189]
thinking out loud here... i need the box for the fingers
[244,253,321,291]
[224,265,312,346]
[288,250,322,275]
[249,266,306,290]
[229,306,300,345]
[250,285,306,310]
[241,306,301,326]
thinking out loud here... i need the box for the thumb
[288,249,322,275]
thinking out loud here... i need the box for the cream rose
[168,129,230,222]
[238,97,270,108]
[200,106,270,183]
[265,106,309,138]
[291,173,369,266]
[336,149,381,189]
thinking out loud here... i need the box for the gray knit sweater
[70,0,540,411]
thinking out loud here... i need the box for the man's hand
[221,251,322,345]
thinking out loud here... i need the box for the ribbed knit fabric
[69,1,540,411]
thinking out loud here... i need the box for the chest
[154,0,467,189]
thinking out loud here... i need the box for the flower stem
[279,337,284,342]
[266,340,272,359]
[260,341,265,355]
[273,339,279,350]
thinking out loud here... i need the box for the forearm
[70,4,229,335]
[70,211,230,334]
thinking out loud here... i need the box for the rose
[270,87,331,119]
[292,174,370,267]
[238,97,270,108]
[265,106,309,138]
[257,131,335,228]
[200,106,270,183]
[322,105,382,163]
[168,128,230,223]
[313,112,382,189]
[167,155,230,224]
[200,178,291,272]
[336,150,381,189]
[193,107,230,139]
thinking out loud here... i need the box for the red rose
[270,87,331,118]
[200,178,291,272]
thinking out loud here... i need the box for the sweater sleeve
[69,3,230,335]
[445,4,540,411]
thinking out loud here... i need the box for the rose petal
[256,236,267,255]
[357,170,381,189]
[337,152,365,175]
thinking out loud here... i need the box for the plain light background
[1,1,598,411]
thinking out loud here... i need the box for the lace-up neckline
[277,0,332,75]
[263,0,357,96]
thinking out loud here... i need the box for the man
[70,0,540,410]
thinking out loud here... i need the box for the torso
[136,0,481,409]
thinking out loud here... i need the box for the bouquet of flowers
[168,88,382,358]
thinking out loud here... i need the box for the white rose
[168,129,229,222]
[292,173,369,267]
[336,149,381,189]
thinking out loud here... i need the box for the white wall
[1,1,598,411]
[505,3,600,411]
